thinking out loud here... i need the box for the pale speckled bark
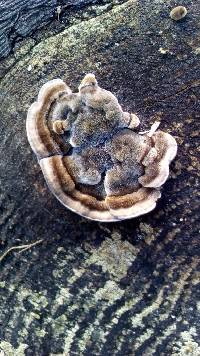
[0,0,200,355]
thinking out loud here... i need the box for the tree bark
[0,0,199,355]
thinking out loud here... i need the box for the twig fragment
[0,239,43,263]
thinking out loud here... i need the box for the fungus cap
[26,75,177,221]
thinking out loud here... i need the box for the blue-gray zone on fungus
[0,0,199,355]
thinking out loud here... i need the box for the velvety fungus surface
[26,74,177,221]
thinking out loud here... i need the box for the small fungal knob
[79,73,98,91]
[53,120,69,134]
[170,6,187,21]
[129,114,140,129]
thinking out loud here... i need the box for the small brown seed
[170,6,187,21]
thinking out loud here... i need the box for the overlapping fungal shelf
[26,74,177,221]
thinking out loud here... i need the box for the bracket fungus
[26,74,177,221]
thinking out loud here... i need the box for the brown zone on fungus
[26,74,177,221]
[72,190,108,211]
[105,188,155,209]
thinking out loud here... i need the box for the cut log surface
[0,0,200,355]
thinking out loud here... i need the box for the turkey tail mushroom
[26,75,177,221]
[26,79,71,160]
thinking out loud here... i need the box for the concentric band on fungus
[26,75,177,221]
